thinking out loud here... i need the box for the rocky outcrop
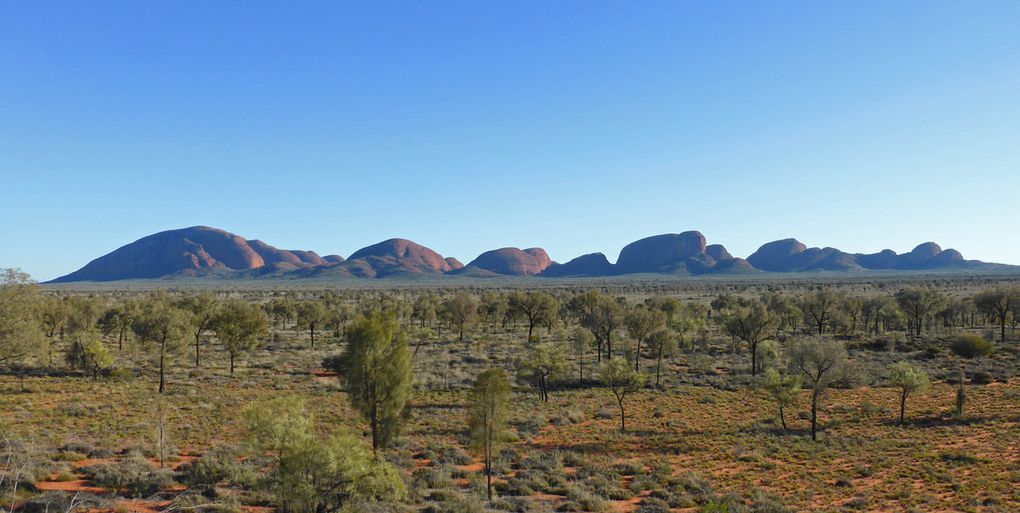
[51,226,271,282]
[541,253,614,277]
[460,247,553,276]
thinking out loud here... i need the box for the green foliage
[761,368,801,431]
[242,399,405,513]
[886,362,930,424]
[132,294,192,393]
[786,337,852,440]
[213,298,269,373]
[598,357,647,432]
[950,334,994,359]
[0,268,43,370]
[467,368,512,499]
[335,310,412,450]
[515,341,569,401]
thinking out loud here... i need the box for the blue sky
[2,2,1019,281]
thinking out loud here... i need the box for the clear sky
[2,2,1019,281]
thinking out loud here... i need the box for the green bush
[950,335,994,359]
[83,452,176,497]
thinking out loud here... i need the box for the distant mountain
[747,239,970,272]
[49,226,327,282]
[457,247,553,276]
[47,226,1017,283]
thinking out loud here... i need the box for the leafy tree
[0,269,44,390]
[177,293,219,367]
[787,337,853,441]
[39,295,71,365]
[332,310,413,451]
[673,302,708,352]
[515,341,569,402]
[296,300,328,349]
[478,292,508,332]
[721,299,775,376]
[973,287,1018,343]
[132,296,192,393]
[412,294,440,328]
[570,327,594,383]
[799,289,842,335]
[82,338,113,380]
[895,288,947,337]
[598,357,646,432]
[761,368,801,431]
[214,299,269,374]
[886,362,930,425]
[98,300,137,351]
[509,291,559,341]
[467,368,512,500]
[862,296,899,335]
[646,329,675,387]
[444,292,479,342]
[242,397,405,513]
[625,305,666,372]
[570,292,624,362]
[65,296,103,372]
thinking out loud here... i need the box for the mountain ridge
[47,226,1016,283]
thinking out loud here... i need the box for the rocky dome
[463,247,553,276]
[746,239,808,271]
[51,226,278,282]
[344,238,455,274]
[541,252,614,277]
[615,231,709,274]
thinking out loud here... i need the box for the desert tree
[570,326,594,383]
[213,298,269,374]
[38,296,70,366]
[973,287,1018,343]
[412,293,440,328]
[478,292,508,332]
[895,287,947,337]
[515,341,569,402]
[722,299,775,376]
[509,291,559,341]
[672,302,708,352]
[296,300,328,349]
[763,293,802,337]
[444,292,479,342]
[132,296,192,393]
[468,368,512,500]
[862,296,899,335]
[761,368,801,432]
[177,292,220,367]
[97,299,138,351]
[787,337,854,441]
[570,292,624,362]
[799,289,843,335]
[332,310,413,452]
[646,329,675,387]
[625,305,666,372]
[81,338,113,381]
[0,269,44,391]
[242,397,406,513]
[886,362,930,425]
[598,357,646,432]
[64,296,103,372]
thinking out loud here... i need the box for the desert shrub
[177,446,245,487]
[17,492,108,513]
[423,489,485,513]
[107,367,136,382]
[950,335,994,359]
[749,488,789,513]
[83,452,176,497]
[635,497,671,513]
[489,496,535,512]
[435,444,473,465]
[413,466,453,490]
[971,371,994,385]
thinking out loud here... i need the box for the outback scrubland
[2,270,1019,513]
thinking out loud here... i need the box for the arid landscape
[3,270,1019,513]
[4,3,1020,513]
